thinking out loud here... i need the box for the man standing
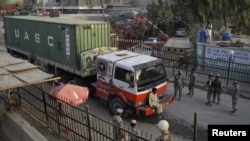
[129,119,141,141]
[149,87,163,118]
[206,73,214,106]
[174,70,184,101]
[212,74,222,105]
[187,68,196,97]
[229,81,240,115]
[206,20,213,43]
[112,108,124,140]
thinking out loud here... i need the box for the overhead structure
[0,52,59,91]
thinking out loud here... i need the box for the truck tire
[109,97,125,116]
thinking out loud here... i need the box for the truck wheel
[109,97,125,116]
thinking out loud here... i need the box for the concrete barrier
[0,112,48,141]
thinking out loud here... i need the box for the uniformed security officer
[229,81,240,115]
[187,68,196,97]
[206,73,214,106]
[174,70,184,101]
[129,119,141,141]
[112,108,124,140]
[212,74,222,105]
[155,120,173,141]
[5,90,18,112]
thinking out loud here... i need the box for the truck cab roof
[97,50,161,70]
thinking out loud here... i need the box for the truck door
[112,66,136,95]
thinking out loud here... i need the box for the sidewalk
[0,97,66,141]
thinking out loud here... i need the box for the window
[114,67,131,83]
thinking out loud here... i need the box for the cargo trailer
[4,16,114,77]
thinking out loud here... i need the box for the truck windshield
[135,64,167,88]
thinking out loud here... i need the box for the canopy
[0,52,58,91]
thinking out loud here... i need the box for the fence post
[41,91,48,124]
[86,105,92,141]
[185,55,189,77]
[17,87,21,107]
[193,112,197,141]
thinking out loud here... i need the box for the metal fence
[124,43,250,95]
[1,85,153,141]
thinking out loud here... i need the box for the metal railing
[123,43,250,95]
[1,85,153,141]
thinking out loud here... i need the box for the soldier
[174,70,184,101]
[112,108,124,140]
[149,87,163,118]
[187,68,196,97]
[129,119,141,141]
[205,73,214,106]
[229,81,240,115]
[155,120,173,141]
[212,74,222,105]
[5,90,18,112]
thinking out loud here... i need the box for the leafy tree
[109,13,148,39]
[0,0,9,9]
[146,1,174,37]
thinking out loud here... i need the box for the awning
[0,52,60,91]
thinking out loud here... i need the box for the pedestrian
[205,73,214,106]
[112,108,124,140]
[149,87,164,118]
[129,119,141,141]
[212,74,222,105]
[174,70,184,101]
[187,68,196,97]
[228,81,240,116]
[155,120,173,141]
[206,20,213,43]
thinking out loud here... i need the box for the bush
[19,10,28,15]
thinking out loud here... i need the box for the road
[81,82,250,141]
[0,19,249,141]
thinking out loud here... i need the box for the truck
[4,16,173,117]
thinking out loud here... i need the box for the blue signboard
[205,47,250,67]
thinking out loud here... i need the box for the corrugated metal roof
[6,16,109,25]
[0,52,56,91]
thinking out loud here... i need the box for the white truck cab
[92,50,172,117]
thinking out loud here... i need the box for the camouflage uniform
[5,91,18,112]
[174,71,184,101]
[187,69,196,97]
[206,74,214,106]
[212,75,222,105]
[229,81,240,115]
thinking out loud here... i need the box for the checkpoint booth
[162,37,194,67]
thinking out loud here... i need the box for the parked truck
[4,16,173,117]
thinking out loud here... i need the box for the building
[162,37,194,67]
[21,0,132,13]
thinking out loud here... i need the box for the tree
[146,1,174,37]
[0,0,9,9]
[109,13,148,39]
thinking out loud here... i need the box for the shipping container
[4,16,111,76]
